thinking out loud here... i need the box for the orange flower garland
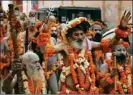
[59,45,99,94]
[28,79,43,94]
[21,70,46,94]
[36,32,51,46]
[115,26,131,38]
[0,53,10,70]
[45,63,58,79]
[87,30,95,37]
[45,44,55,57]
[93,48,104,62]
[92,21,105,29]
[0,33,23,70]
[101,39,112,53]
[105,55,132,94]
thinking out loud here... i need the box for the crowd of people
[0,3,132,94]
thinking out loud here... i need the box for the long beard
[116,54,126,63]
[51,33,58,40]
[26,65,42,81]
[71,39,86,50]
[93,33,102,42]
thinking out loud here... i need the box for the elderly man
[2,51,47,94]
[22,17,38,52]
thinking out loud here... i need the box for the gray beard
[70,40,86,50]
[26,65,42,81]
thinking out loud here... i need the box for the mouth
[116,54,126,63]
[77,39,83,43]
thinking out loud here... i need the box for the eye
[117,49,121,51]
[80,33,83,36]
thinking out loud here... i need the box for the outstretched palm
[120,10,131,28]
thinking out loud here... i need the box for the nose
[121,50,126,54]
[78,34,83,39]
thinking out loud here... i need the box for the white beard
[70,40,86,50]
[26,65,42,82]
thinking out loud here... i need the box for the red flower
[37,33,50,46]
[101,39,112,53]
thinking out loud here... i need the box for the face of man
[48,16,56,26]
[23,52,42,81]
[113,44,127,63]
[51,27,57,39]
[29,18,36,29]
[70,30,86,50]
[92,24,102,42]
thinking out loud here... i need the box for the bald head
[22,51,39,65]
[48,15,56,25]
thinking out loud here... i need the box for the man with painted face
[90,20,107,42]
[2,51,47,94]
[99,41,132,94]
[87,20,107,72]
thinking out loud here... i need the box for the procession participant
[39,10,131,93]
[31,25,60,94]
[2,51,47,94]
[87,20,107,72]
[22,17,38,52]
[98,10,132,94]
[0,4,24,78]
[0,2,7,42]
[99,40,132,94]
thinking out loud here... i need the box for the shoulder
[85,38,92,51]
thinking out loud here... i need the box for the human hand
[11,58,23,72]
[119,10,131,29]
[110,68,118,78]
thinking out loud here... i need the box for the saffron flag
[31,0,38,12]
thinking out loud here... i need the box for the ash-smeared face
[113,44,127,63]
[92,24,102,42]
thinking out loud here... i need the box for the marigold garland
[87,30,95,37]
[105,55,132,94]
[115,26,131,38]
[36,32,51,46]
[0,33,23,70]
[59,45,99,94]
[21,70,47,94]
[45,63,58,79]
[93,48,104,62]
[92,21,105,29]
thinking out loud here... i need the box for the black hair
[66,21,90,38]
[15,7,19,11]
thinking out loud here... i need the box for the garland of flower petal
[106,55,132,94]
[0,33,23,70]
[21,70,47,94]
[58,45,99,94]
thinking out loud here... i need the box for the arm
[2,71,17,94]
[91,41,101,49]
[54,42,66,54]
[2,59,23,93]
